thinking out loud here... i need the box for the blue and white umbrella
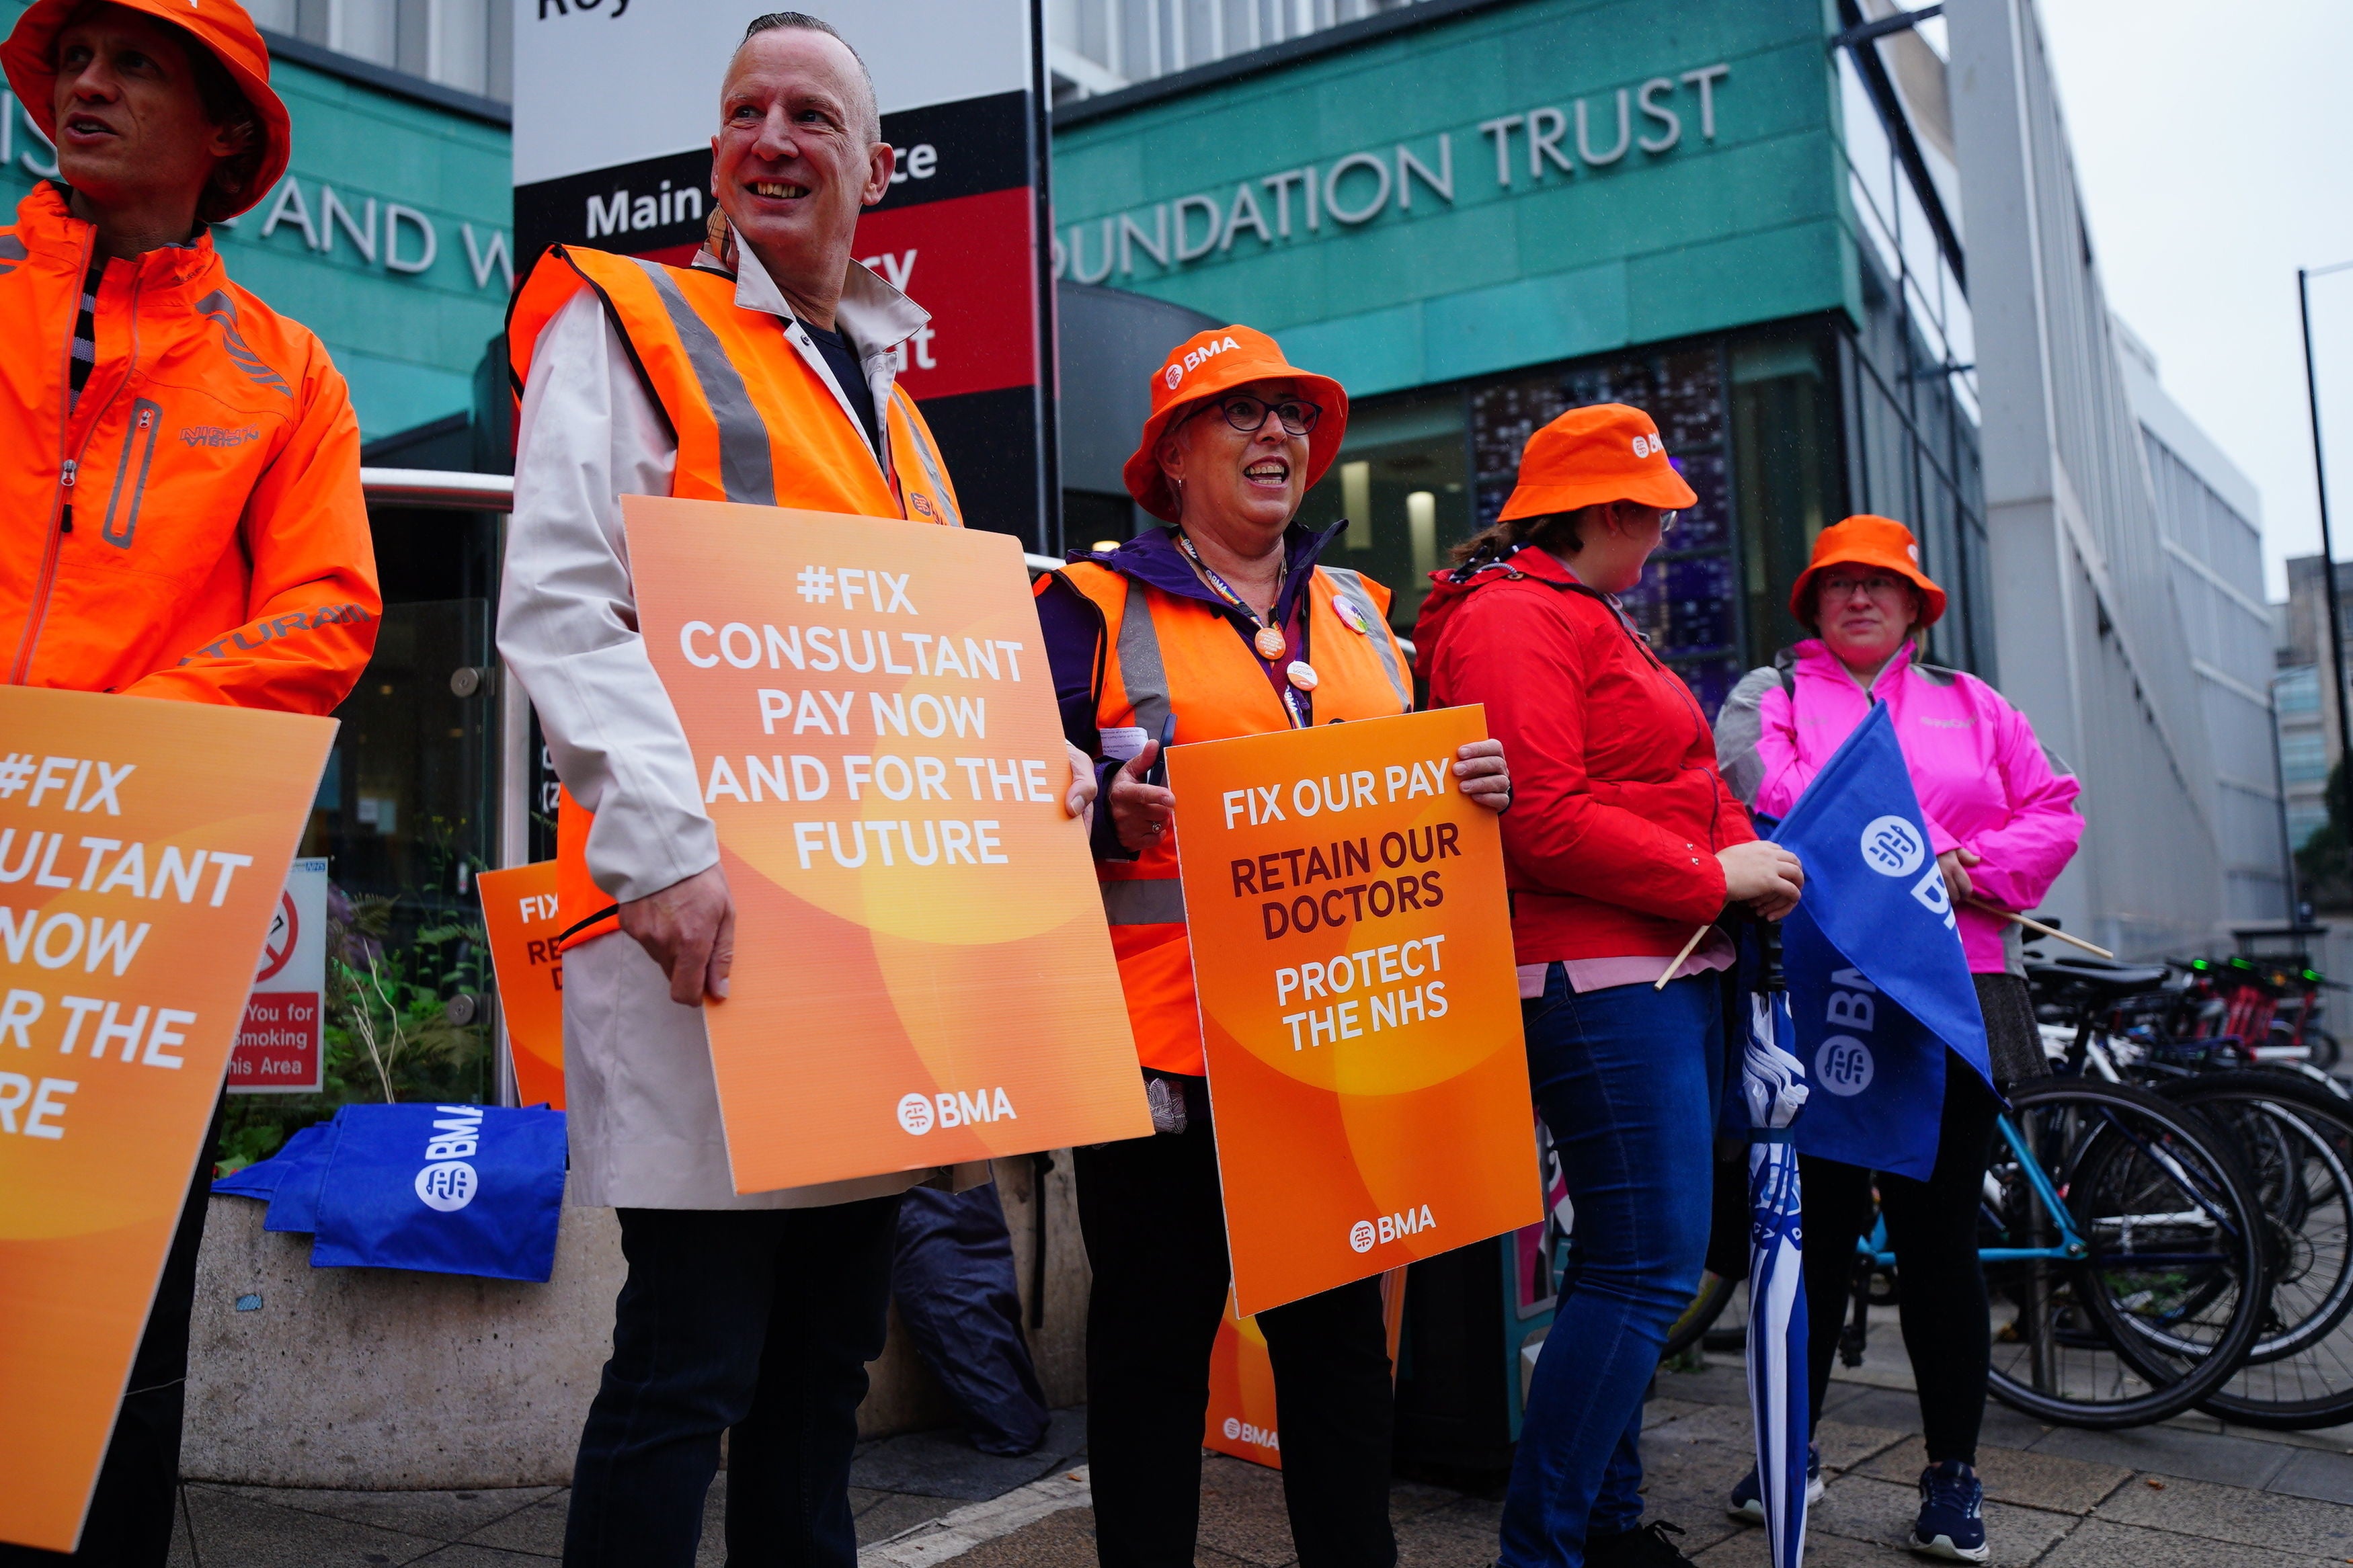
[1744,990,1811,1568]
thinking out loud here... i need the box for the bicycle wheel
[2310,1031,2344,1073]
[2158,1073,2353,1428]
[1662,1269,1738,1359]
[1983,1079,2269,1428]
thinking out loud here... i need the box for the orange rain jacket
[507,244,963,948]
[0,184,379,710]
[1036,524,1414,1075]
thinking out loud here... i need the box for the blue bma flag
[1771,703,1991,1181]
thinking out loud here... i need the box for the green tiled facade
[1050,0,1854,399]
[1,1,513,441]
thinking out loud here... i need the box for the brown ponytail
[1449,507,1591,567]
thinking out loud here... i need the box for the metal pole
[2303,266,2351,882]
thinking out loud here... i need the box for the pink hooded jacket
[1714,639,2084,973]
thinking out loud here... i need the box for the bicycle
[2020,950,2353,1428]
[1665,1075,2272,1428]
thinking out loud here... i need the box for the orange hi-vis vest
[1042,555,1412,1075]
[508,244,963,948]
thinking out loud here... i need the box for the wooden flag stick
[1654,923,1712,991]
[1968,898,2114,960]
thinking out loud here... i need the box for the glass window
[1895,163,1944,304]
[1838,54,1897,244]
[336,0,397,67]
[1462,347,1745,716]
[2277,668,2321,714]
[218,504,503,1169]
[436,0,490,95]
[1730,327,1837,663]
[1940,256,1974,371]
[1293,390,1470,632]
[2282,730,2328,784]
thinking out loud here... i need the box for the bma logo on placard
[1349,1204,1435,1253]
[897,1087,1019,1134]
[1815,1036,1875,1098]
[1223,1416,1278,1450]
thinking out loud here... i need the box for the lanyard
[1177,531,1308,729]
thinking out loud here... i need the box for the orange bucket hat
[1123,325,1349,524]
[1499,403,1699,521]
[1790,514,1947,627]
[4,0,291,220]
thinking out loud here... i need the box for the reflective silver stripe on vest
[1117,576,1173,741]
[1101,877,1186,925]
[1320,567,1412,711]
[893,386,963,526]
[632,259,777,505]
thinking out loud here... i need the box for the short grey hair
[740,11,881,145]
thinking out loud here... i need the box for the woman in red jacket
[1417,405,1803,1568]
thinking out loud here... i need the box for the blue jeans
[1500,967,1724,1568]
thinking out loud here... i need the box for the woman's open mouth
[1242,459,1290,488]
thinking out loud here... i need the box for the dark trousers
[0,1101,220,1567]
[563,1196,902,1568]
[1800,1069,2002,1464]
[1075,1089,1396,1568]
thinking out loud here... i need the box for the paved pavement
[166,1325,2353,1566]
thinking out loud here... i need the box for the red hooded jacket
[1414,544,1753,966]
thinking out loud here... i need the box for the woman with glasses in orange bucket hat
[1712,517,2081,1563]
[1412,406,1804,1568]
[1033,325,1509,1567]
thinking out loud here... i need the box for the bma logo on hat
[1165,364,1184,390]
[1632,434,1665,458]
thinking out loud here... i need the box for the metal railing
[361,468,1068,576]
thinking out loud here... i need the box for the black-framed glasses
[1192,393,1322,436]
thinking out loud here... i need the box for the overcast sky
[2035,0,2353,603]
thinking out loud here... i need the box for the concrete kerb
[859,1468,1094,1566]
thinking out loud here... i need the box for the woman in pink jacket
[1713,515,2082,1565]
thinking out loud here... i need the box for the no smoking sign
[228,859,328,1095]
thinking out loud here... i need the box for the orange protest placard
[623,496,1149,1190]
[478,861,565,1110]
[0,688,333,1553]
[1165,707,1539,1316]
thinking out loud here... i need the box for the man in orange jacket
[0,1,378,1561]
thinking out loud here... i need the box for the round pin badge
[1334,597,1368,634]
[1286,661,1320,692]
[1254,626,1287,661]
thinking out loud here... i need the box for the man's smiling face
[710,26,891,290]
